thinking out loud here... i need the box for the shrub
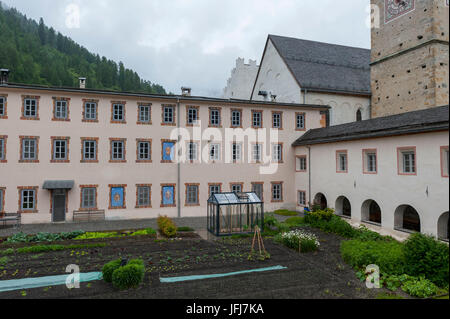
[157,216,177,238]
[401,276,440,298]
[111,260,145,290]
[177,226,195,232]
[102,259,122,283]
[264,213,278,230]
[304,209,335,223]
[0,256,9,266]
[275,230,320,253]
[17,243,107,254]
[403,233,449,287]
[0,248,14,256]
[309,215,358,238]
[354,226,392,242]
[340,240,406,275]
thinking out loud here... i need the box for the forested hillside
[0,3,166,94]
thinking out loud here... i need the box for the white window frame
[21,189,36,211]
[273,113,281,128]
[401,151,416,174]
[83,140,97,161]
[365,152,377,173]
[84,102,97,121]
[272,183,282,201]
[24,98,37,118]
[187,107,198,125]
[81,188,96,209]
[163,106,174,124]
[232,143,242,162]
[53,139,67,161]
[138,141,151,161]
[253,111,262,128]
[187,142,198,161]
[0,97,4,116]
[297,156,307,171]
[111,141,125,161]
[231,184,242,193]
[139,105,151,123]
[22,138,37,160]
[54,100,68,120]
[231,110,241,127]
[209,143,220,161]
[272,144,282,162]
[137,186,151,207]
[297,113,305,130]
[252,144,262,162]
[0,138,4,160]
[298,191,306,206]
[337,151,348,173]
[113,104,125,122]
[210,109,220,127]
[209,184,221,196]
[186,185,199,204]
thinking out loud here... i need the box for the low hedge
[273,209,298,217]
[111,259,145,290]
[157,215,177,238]
[102,258,123,283]
[6,230,85,244]
[403,233,449,287]
[341,239,406,275]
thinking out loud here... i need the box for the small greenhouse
[207,192,264,236]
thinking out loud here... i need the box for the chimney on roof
[181,87,191,96]
[0,69,10,85]
[271,94,277,102]
[79,77,86,89]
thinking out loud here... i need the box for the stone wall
[222,58,259,100]
[370,0,449,117]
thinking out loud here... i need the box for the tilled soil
[0,227,389,299]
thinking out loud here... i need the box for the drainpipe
[307,146,312,207]
[303,88,308,104]
[177,97,181,218]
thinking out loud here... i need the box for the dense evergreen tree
[0,3,166,94]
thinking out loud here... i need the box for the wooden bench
[0,212,21,228]
[73,210,106,222]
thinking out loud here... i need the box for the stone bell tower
[370,0,449,118]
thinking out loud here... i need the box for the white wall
[251,40,301,104]
[222,58,259,100]
[250,39,371,126]
[295,131,449,237]
[305,92,371,126]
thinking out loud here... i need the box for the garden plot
[0,228,390,299]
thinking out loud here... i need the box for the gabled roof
[260,35,371,96]
[293,105,449,146]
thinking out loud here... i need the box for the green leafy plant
[130,228,157,236]
[102,259,123,283]
[157,215,177,238]
[400,276,440,298]
[340,240,405,275]
[111,259,145,290]
[176,227,195,232]
[403,233,449,287]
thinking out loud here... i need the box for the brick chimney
[0,69,10,85]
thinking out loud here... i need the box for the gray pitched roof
[293,105,449,146]
[268,35,371,95]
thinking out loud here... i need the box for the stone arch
[361,199,382,224]
[313,193,328,210]
[394,205,421,232]
[335,196,351,217]
[437,212,449,241]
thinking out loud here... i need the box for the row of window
[0,136,284,163]
[0,96,307,130]
[296,146,450,177]
[0,182,283,213]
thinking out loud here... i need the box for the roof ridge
[268,34,370,52]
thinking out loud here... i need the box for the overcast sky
[3,0,371,97]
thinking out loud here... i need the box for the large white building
[223,35,372,126]
[293,105,449,240]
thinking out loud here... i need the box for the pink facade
[0,85,327,224]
